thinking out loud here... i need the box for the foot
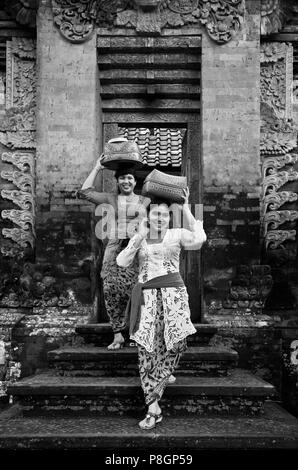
[168,374,176,384]
[139,411,163,430]
[107,333,125,350]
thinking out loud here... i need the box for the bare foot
[107,332,125,350]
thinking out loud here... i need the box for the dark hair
[147,196,171,213]
[114,166,137,180]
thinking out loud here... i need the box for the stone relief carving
[222,265,273,310]
[260,42,293,120]
[260,42,298,254]
[1,190,34,211]
[265,229,296,250]
[0,39,36,257]
[6,41,36,109]
[260,0,295,36]
[51,0,244,43]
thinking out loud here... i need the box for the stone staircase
[0,323,298,450]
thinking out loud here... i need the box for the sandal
[139,412,163,430]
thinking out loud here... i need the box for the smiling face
[117,174,136,195]
[148,204,170,234]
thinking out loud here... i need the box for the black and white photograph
[0,0,298,462]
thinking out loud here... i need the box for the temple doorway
[94,31,202,322]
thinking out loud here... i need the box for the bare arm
[77,155,113,205]
[180,187,207,249]
[116,217,148,267]
[116,234,144,267]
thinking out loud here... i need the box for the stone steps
[7,369,275,416]
[47,346,238,377]
[0,403,297,450]
[75,323,217,346]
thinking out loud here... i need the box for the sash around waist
[126,272,185,336]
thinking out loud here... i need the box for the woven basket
[101,137,143,170]
[142,169,187,203]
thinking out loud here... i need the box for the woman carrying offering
[77,147,149,350]
[116,188,207,429]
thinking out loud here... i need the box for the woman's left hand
[182,187,190,205]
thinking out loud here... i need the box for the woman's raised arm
[77,155,114,205]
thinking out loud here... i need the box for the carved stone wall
[0,38,36,259]
[51,0,245,43]
[260,42,298,308]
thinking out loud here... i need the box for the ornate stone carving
[2,228,35,249]
[1,151,35,174]
[0,105,36,132]
[1,190,34,211]
[260,41,298,256]
[223,265,273,310]
[0,131,36,149]
[52,0,244,44]
[262,169,298,197]
[6,39,36,110]
[160,0,244,43]
[261,43,293,120]
[260,0,295,36]
[1,170,34,193]
[261,154,298,178]
[262,190,298,215]
[265,229,296,250]
[11,38,36,60]
[1,210,35,233]
[263,210,298,234]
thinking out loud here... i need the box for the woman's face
[148,204,170,234]
[117,174,136,195]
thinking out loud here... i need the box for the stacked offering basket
[142,169,187,204]
[101,137,144,171]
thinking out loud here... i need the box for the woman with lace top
[116,188,206,429]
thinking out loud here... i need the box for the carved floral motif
[52,0,244,44]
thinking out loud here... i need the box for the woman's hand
[138,217,149,239]
[182,187,190,205]
[95,153,105,171]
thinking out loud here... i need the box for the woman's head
[147,198,171,234]
[115,166,137,195]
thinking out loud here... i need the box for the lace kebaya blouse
[116,221,207,352]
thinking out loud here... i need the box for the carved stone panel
[260,42,298,257]
[51,0,245,43]
[0,39,36,258]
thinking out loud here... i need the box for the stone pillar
[35,1,101,312]
[201,0,261,312]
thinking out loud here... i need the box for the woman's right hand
[95,153,105,171]
[138,217,149,239]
